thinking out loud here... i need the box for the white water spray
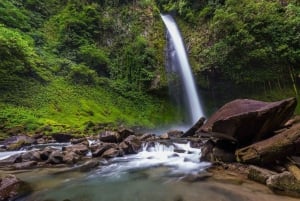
[162,14,204,124]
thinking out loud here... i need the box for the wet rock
[267,171,300,197]
[2,135,36,150]
[40,147,57,161]
[62,144,89,156]
[119,135,142,154]
[47,150,64,164]
[37,138,46,144]
[13,161,37,169]
[182,117,206,137]
[99,131,119,143]
[160,130,183,140]
[63,152,81,164]
[118,128,134,141]
[52,133,72,143]
[70,138,88,145]
[78,159,99,172]
[0,154,22,166]
[198,97,297,146]
[160,132,169,140]
[248,165,276,184]
[21,150,41,162]
[139,133,155,141]
[91,143,117,157]
[102,148,122,158]
[236,122,300,165]
[0,174,31,201]
[200,139,235,163]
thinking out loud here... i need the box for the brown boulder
[119,135,142,154]
[62,144,89,156]
[118,128,134,141]
[91,142,117,157]
[197,97,297,146]
[267,171,300,197]
[99,131,119,143]
[101,148,122,158]
[0,174,31,200]
[2,135,36,150]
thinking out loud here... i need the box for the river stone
[91,142,117,157]
[119,135,142,154]
[63,152,81,164]
[0,154,22,166]
[139,133,155,141]
[13,161,37,169]
[78,159,99,172]
[118,128,134,141]
[62,144,89,156]
[99,131,120,143]
[0,174,31,201]
[2,135,36,150]
[47,150,64,164]
[21,150,41,162]
[197,97,297,146]
[266,171,300,197]
[101,148,122,158]
[52,133,72,143]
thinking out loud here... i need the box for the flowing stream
[162,14,204,125]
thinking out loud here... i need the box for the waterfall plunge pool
[3,141,298,201]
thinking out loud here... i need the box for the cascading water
[162,14,204,125]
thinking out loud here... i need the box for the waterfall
[161,14,204,124]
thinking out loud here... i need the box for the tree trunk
[236,123,300,165]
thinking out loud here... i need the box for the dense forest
[0,0,299,135]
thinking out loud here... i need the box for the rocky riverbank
[1,97,300,200]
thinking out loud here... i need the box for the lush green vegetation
[0,0,177,133]
[0,0,299,134]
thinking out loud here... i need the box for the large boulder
[197,97,297,146]
[119,135,142,154]
[0,174,31,200]
[99,131,120,143]
[62,144,89,156]
[1,135,36,150]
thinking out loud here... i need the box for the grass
[0,78,179,133]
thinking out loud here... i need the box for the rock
[47,150,64,164]
[21,150,41,162]
[70,138,87,145]
[13,161,37,169]
[267,171,300,197]
[52,133,72,142]
[0,174,31,201]
[139,133,155,141]
[248,165,276,184]
[118,128,134,141]
[160,132,169,139]
[101,148,122,158]
[36,138,46,144]
[236,122,300,165]
[2,135,36,150]
[40,147,57,161]
[198,97,297,146]
[160,130,183,140]
[200,140,235,163]
[91,143,117,157]
[62,144,89,156]
[78,159,99,172]
[63,152,81,164]
[99,131,119,143]
[0,154,22,166]
[182,117,206,137]
[119,135,142,154]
